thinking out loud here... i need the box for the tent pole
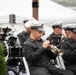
[32,0,39,20]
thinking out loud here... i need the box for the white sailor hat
[51,21,63,28]
[24,19,38,28]
[67,24,76,33]
[30,23,44,32]
[63,24,72,31]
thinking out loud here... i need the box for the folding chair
[22,57,30,75]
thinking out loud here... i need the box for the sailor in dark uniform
[47,21,63,46]
[17,19,38,46]
[60,24,76,74]
[17,19,38,73]
[23,22,75,75]
[60,24,72,44]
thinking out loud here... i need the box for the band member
[60,24,72,44]
[60,25,76,74]
[23,22,75,75]
[63,25,71,39]
[17,20,30,46]
[17,19,38,72]
[46,21,63,47]
[17,19,38,46]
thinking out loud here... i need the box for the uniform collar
[52,32,62,37]
[22,31,28,35]
[68,38,76,43]
[28,37,36,42]
[28,37,43,42]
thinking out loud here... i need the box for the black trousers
[66,65,76,75]
[29,65,75,75]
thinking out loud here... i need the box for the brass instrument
[48,45,66,69]
[42,39,66,69]
[49,45,64,56]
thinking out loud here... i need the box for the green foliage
[0,42,7,75]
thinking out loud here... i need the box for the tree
[0,42,7,75]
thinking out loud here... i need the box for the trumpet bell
[58,50,64,56]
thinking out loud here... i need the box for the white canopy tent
[0,0,32,18]
[39,0,76,24]
[0,0,76,24]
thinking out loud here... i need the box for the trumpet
[42,39,65,69]
[42,39,66,69]
[49,45,64,56]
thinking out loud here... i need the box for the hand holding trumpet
[42,40,64,56]
[42,40,50,48]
